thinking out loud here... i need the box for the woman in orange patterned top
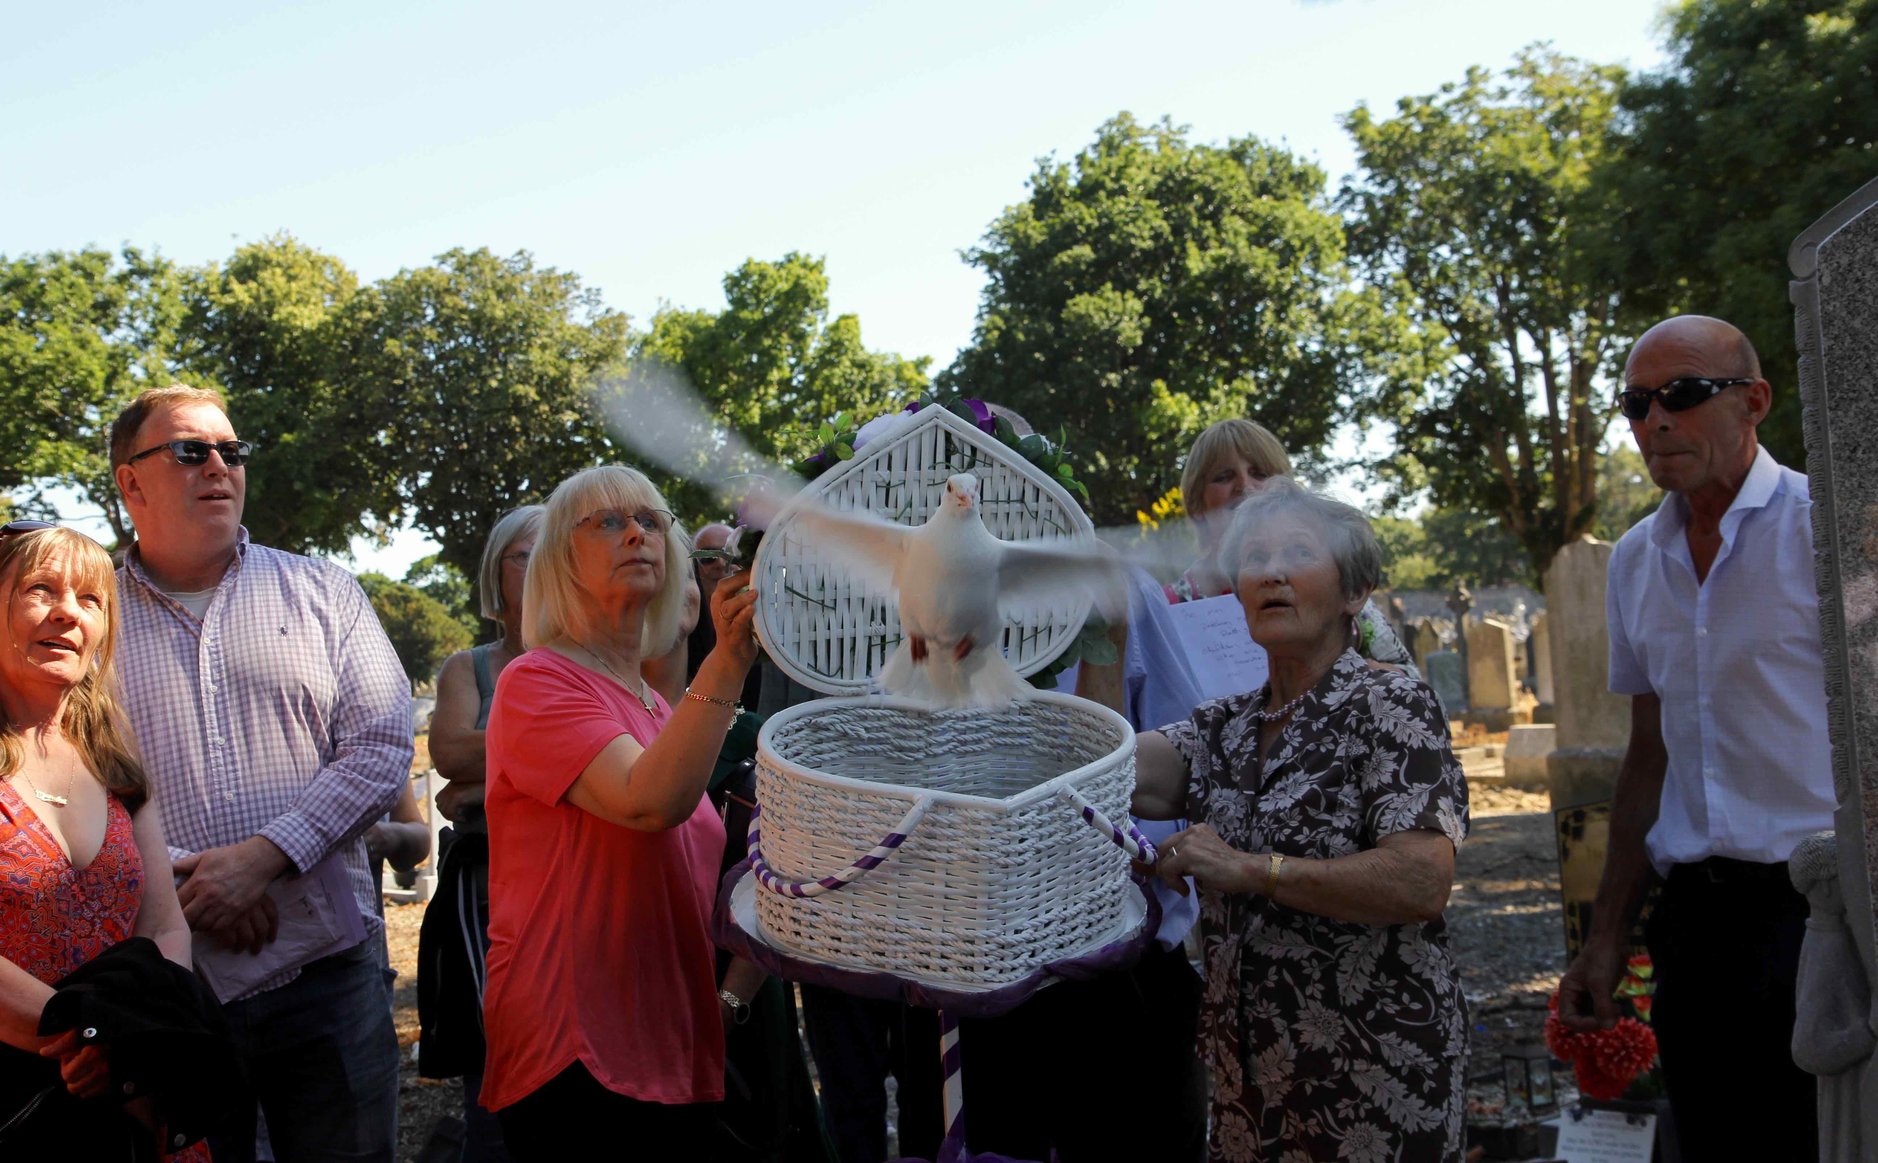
[0,525,202,1158]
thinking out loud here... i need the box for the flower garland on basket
[1544,955,1661,1101]
[790,391,1113,686]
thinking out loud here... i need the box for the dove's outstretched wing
[778,502,913,592]
[995,537,1130,623]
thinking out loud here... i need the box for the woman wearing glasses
[477,466,762,1159]
[418,504,541,1163]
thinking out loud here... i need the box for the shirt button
[1696,627,1708,637]
[223,791,236,803]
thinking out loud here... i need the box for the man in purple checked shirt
[109,384,412,1163]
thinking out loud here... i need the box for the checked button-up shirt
[116,529,413,996]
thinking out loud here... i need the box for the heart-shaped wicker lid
[752,405,1096,695]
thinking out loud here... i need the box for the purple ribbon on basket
[1055,787,1158,866]
[745,798,932,898]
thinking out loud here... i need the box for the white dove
[782,472,1120,708]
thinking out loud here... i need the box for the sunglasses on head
[1614,377,1755,422]
[0,520,56,541]
[127,439,253,468]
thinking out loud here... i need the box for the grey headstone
[1424,650,1466,715]
[1411,618,1443,671]
[1530,611,1556,706]
[1790,171,1878,1156]
[1465,617,1518,710]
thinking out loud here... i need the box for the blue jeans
[212,941,400,1163]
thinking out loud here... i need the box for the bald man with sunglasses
[109,385,411,1163]
[1558,316,1829,1160]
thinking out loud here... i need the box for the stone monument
[1465,617,1518,729]
[1787,172,1878,1158]
[1529,610,1556,708]
[1543,536,1632,810]
[1424,650,1466,717]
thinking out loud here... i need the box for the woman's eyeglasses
[1614,377,1754,422]
[127,439,254,467]
[574,509,674,537]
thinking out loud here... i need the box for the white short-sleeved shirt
[1606,446,1835,875]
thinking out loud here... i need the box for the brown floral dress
[1160,650,1470,1163]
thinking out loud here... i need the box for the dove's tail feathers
[877,640,925,701]
[876,639,1035,709]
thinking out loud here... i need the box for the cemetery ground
[381,743,1569,1162]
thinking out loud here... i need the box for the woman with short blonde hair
[478,464,764,1158]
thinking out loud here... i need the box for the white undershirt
[162,587,217,621]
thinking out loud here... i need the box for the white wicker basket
[745,405,1147,990]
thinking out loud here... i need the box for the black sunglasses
[0,520,56,540]
[1614,377,1755,422]
[127,439,254,467]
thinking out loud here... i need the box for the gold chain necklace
[575,641,655,714]
[16,765,72,808]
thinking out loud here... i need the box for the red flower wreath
[1544,992,1659,1101]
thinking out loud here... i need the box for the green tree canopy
[625,252,928,524]
[404,553,480,643]
[940,114,1357,525]
[359,571,472,688]
[0,247,182,539]
[1605,0,1878,464]
[1341,49,1628,584]
[176,234,404,556]
[1373,509,1529,592]
[357,248,631,583]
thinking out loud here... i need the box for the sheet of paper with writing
[1550,1106,1656,1163]
[191,854,368,1003]
[1164,593,1269,703]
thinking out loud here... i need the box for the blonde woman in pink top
[479,465,762,1159]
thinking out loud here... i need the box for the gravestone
[1424,650,1466,716]
[1529,610,1556,708]
[1788,172,1878,1158]
[1543,537,1631,810]
[1465,617,1518,721]
[1411,619,1443,671]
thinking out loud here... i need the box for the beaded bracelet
[684,687,743,714]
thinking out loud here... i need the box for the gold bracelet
[1263,852,1285,899]
[684,687,742,713]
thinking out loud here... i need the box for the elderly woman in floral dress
[1134,477,1470,1162]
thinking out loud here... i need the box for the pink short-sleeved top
[478,649,727,1109]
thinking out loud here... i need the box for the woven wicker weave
[753,405,1095,695]
[752,693,1137,987]
[747,404,1143,990]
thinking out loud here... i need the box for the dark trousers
[798,987,943,1163]
[495,1062,720,1162]
[801,944,1206,1163]
[956,943,1207,1163]
[211,942,400,1163]
[1649,858,1816,1163]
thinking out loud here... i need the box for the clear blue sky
[3,0,1668,569]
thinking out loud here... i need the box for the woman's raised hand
[707,567,761,671]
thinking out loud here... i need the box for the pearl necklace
[575,642,655,714]
[1255,686,1313,724]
